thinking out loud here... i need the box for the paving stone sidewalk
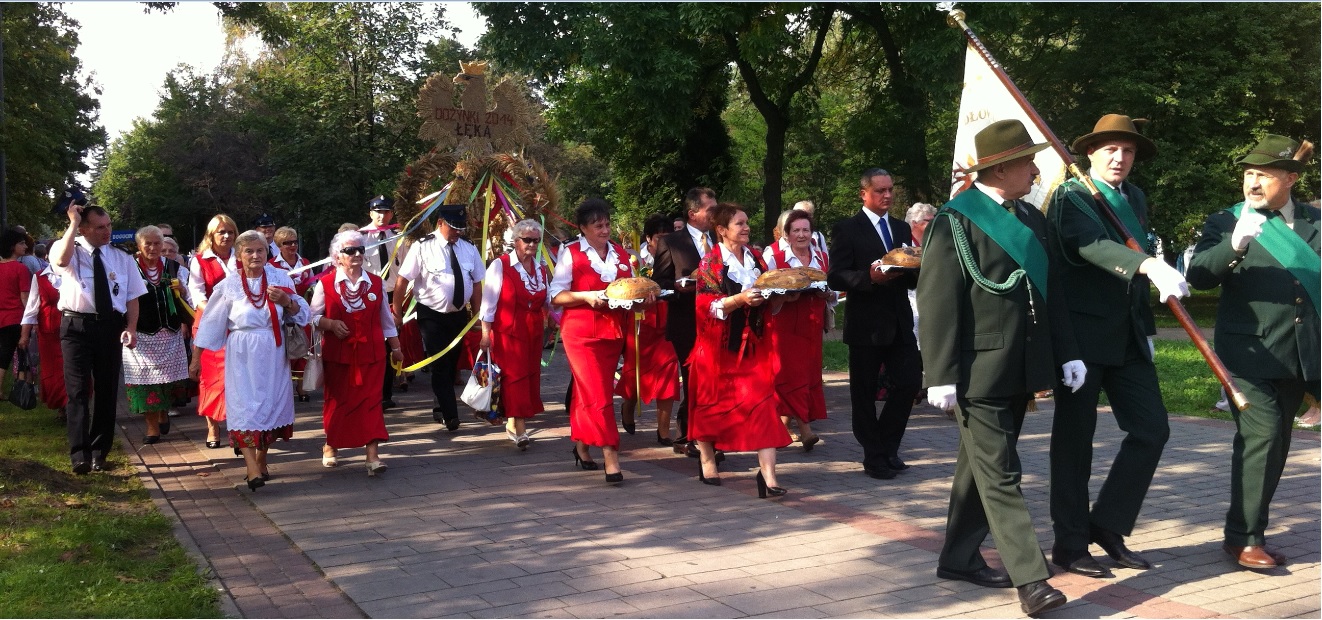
[118,355,1320,619]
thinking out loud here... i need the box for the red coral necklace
[243,270,269,308]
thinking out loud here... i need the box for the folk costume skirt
[562,311,625,449]
[37,326,67,410]
[615,309,680,404]
[322,358,389,449]
[689,325,791,453]
[767,296,827,424]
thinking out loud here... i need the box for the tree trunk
[762,117,788,241]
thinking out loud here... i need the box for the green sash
[1229,203,1320,312]
[1070,178,1151,253]
[946,190,1050,298]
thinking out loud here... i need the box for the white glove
[1061,360,1087,392]
[1142,258,1189,303]
[1147,337,1155,360]
[1231,206,1267,252]
[927,384,957,411]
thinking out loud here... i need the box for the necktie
[878,217,893,252]
[700,232,710,255]
[377,231,388,268]
[92,247,112,316]
[449,243,465,311]
[1003,200,1017,213]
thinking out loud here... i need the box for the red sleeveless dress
[560,242,630,448]
[764,247,829,423]
[35,273,67,410]
[194,255,229,422]
[490,255,548,419]
[318,271,389,448]
[688,245,791,451]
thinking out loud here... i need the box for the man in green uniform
[919,119,1085,617]
[1187,134,1320,570]
[1045,115,1188,578]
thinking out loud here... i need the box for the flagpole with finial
[940,2,1250,411]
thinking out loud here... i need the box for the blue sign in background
[111,230,135,244]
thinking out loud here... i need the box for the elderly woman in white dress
[194,230,311,491]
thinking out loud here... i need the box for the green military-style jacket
[1046,180,1157,365]
[1186,200,1320,381]
[918,191,1080,397]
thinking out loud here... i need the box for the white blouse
[309,269,398,338]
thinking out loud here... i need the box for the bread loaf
[882,246,922,268]
[791,267,827,282]
[755,269,811,290]
[605,277,661,300]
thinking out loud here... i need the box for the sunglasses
[280,240,299,246]
[340,246,366,256]
[519,236,541,244]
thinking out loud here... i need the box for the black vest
[136,258,184,335]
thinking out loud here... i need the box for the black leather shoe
[72,461,91,475]
[159,421,170,435]
[432,408,445,424]
[1091,527,1151,570]
[1051,548,1112,578]
[143,435,160,445]
[684,442,700,458]
[863,465,896,480]
[936,565,1013,588]
[91,458,110,472]
[1017,580,1067,617]
[381,399,395,410]
[885,455,910,470]
[205,440,223,449]
[445,417,461,432]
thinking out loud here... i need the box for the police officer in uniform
[50,197,147,474]
[1188,134,1320,570]
[392,204,484,431]
[361,195,405,408]
[254,213,279,258]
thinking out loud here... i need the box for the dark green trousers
[1225,374,1320,546]
[1049,340,1170,551]
[940,394,1050,587]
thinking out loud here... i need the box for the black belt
[62,310,124,321]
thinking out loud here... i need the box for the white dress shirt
[360,223,404,293]
[309,269,398,338]
[708,244,762,320]
[860,208,898,251]
[687,223,712,255]
[51,237,147,314]
[479,253,550,323]
[187,249,238,306]
[549,237,630,301]
[397,235,484,313]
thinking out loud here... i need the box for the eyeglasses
[340,246,366,256]
[280,240,299,246]
[519,236,541,244]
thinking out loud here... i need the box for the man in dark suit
[1045,114,1187,578]
[1187,134,1319,570]
[826,168,920,479]
[652,187,717,454]
[918,120,1085,616]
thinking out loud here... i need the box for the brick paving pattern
[117,350,1319,619]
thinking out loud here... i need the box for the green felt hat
[966,120,1052,172]
[1236,134,1305,173]
[1071,114,1157,161]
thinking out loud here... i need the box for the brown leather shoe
[1223,543,1286,568]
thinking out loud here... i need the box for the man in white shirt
[254,213,280,258]
[50,201,147,474]
[361,195,406,407]
[393,204,484,431]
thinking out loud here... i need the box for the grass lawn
[0,401,220,618]
[1151,285,1219,329]
[823,338,1309,425]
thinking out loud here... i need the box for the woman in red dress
[690,203,792,498]
[479,219,550,450]
[762,209,833,451]
[615,214,680,445]
[311,231,401,476]
[19,268,67,416]
[188,214,239,449]
[270,226,315,402]
[550,199,642,484]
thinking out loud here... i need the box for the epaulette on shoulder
[420,233,436,243]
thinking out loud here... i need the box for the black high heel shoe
[756,471,787,499]
[698,460,722,486]
[205,440,222,449]
[605,471,624,485]
[571,448,599,470]
[656,431,673,447]
[244,477,265,492]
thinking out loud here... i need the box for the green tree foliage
[475,2,735,228]
[1,3,105,232]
